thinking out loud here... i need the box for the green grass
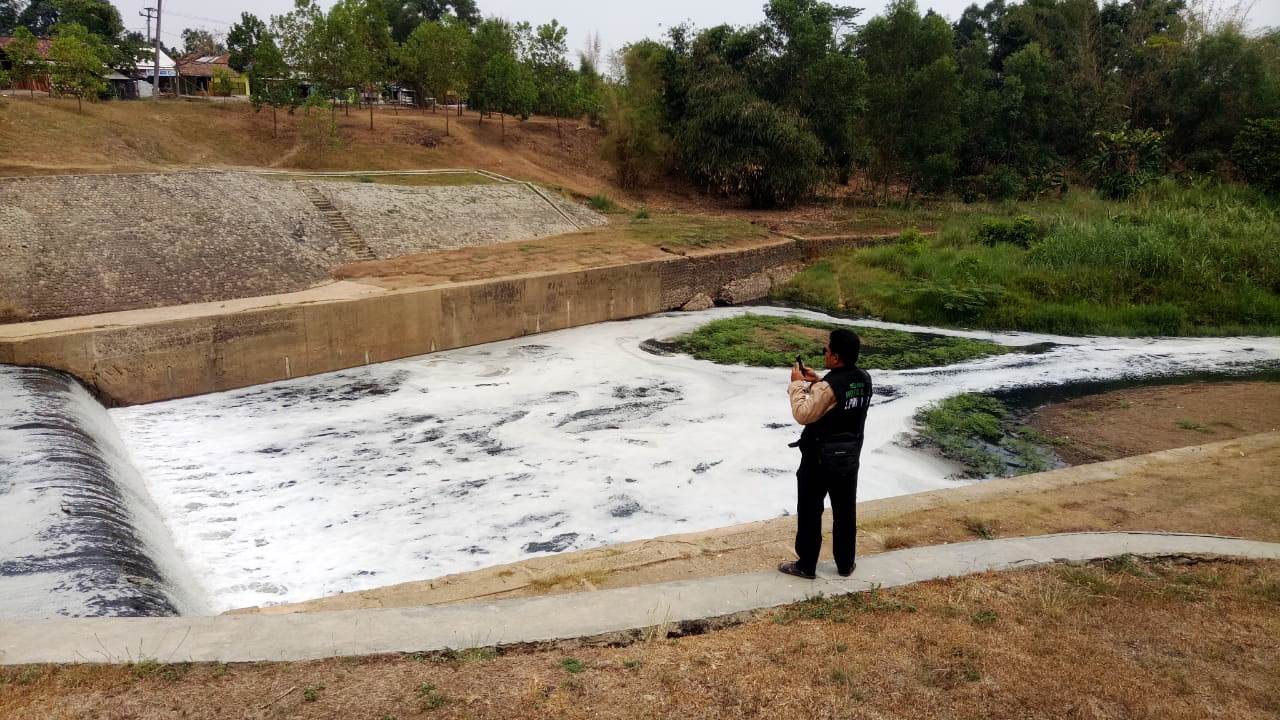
[622,212,772,249]
[589,194,619,212]
[776,181,1280,336]
[416,682,447,710]
[915,393,1056,478]
[554,211,770,251]
[670,314,1011,371]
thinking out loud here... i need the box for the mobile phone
[795,355,807,373]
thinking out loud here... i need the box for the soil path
[1027,380,1280,464]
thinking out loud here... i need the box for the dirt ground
[1027,381,1280,464]
[335,214,779,289]
[0,97,924,233]
[4,558,1277,720]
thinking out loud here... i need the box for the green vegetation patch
[914,393,1056,478]
[625,212,772,249]
[775,182,1280,337]
[670,314,1011,371]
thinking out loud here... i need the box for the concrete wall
[1,262,665,406]
[1,236,863,406]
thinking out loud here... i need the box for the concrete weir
[0,238,822,406]
[1,532,1276,665]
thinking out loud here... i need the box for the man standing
[779,328,873,580]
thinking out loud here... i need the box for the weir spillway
[0,366,205,619]
[2,308,1278,618]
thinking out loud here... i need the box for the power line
[164,10,237,28]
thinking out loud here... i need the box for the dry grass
[262,171,499,187]
[4,558,1278,719]
[0,301,30,323]
[0,97,614,199]
[334,212,776,288]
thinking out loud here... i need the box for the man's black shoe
[837,563,856,578]
[778,561,816,580]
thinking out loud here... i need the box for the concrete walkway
[2,532,1276,665]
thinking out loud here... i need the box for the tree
[181,28,225,56]
[16,0,59,35]
[16,0,140,68]
[757,0,866,183]
[1083,126,1166,198]
[5,27,45,98]
[676,65,824,207]
[298,92,342,158]
[601,40,671,188]
[274,0,392,126]
[227,12,268,73]
[249,35,298,138]
[1167,25,1280,169]
[1232,118,1280,194]
[856,0,963,197]
[383,0,480,42]
[472,52,535,139]
[273,0,340,103]
[529,20,576,135]
[398,18,471,133]
[18,0,122,38]
[0,0,19,35]
[48,22,107,112]
[326,0,393,129]
[468,18,517,120]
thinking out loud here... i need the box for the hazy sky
[114,0,1279,58]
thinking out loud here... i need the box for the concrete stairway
[298,183,377,261]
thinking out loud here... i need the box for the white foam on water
[0,367,208,619]
[109,307,1280,612]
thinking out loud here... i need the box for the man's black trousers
[794,452,858,576]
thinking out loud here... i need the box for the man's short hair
[829,329,861,366]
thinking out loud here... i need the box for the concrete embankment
[2,532,1276,664]
[0,236,836,405]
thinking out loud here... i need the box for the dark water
[0,366,200,619]
[994,364,1280,412]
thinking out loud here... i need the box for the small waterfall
[0,365,206,619]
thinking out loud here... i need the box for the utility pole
[139,7,156,46]
[152,0,163,99]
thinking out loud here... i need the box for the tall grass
[777,181,1280,336]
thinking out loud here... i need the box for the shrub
[1232,118,1280,194]
[976,216,1043,248]
[1084,126,1167,199]
[676,69,825,208]
[210,66,236,97]
[298,95,342,158]
[588,194,617,212]
[909,280,1007,322]
[978,165,1026,201]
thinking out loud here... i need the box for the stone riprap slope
[315,180,605,259]
[0,172,605,322]
[0,172,353,320]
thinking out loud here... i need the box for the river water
[3,307,1278,616]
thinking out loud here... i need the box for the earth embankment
[0,171,602,322]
